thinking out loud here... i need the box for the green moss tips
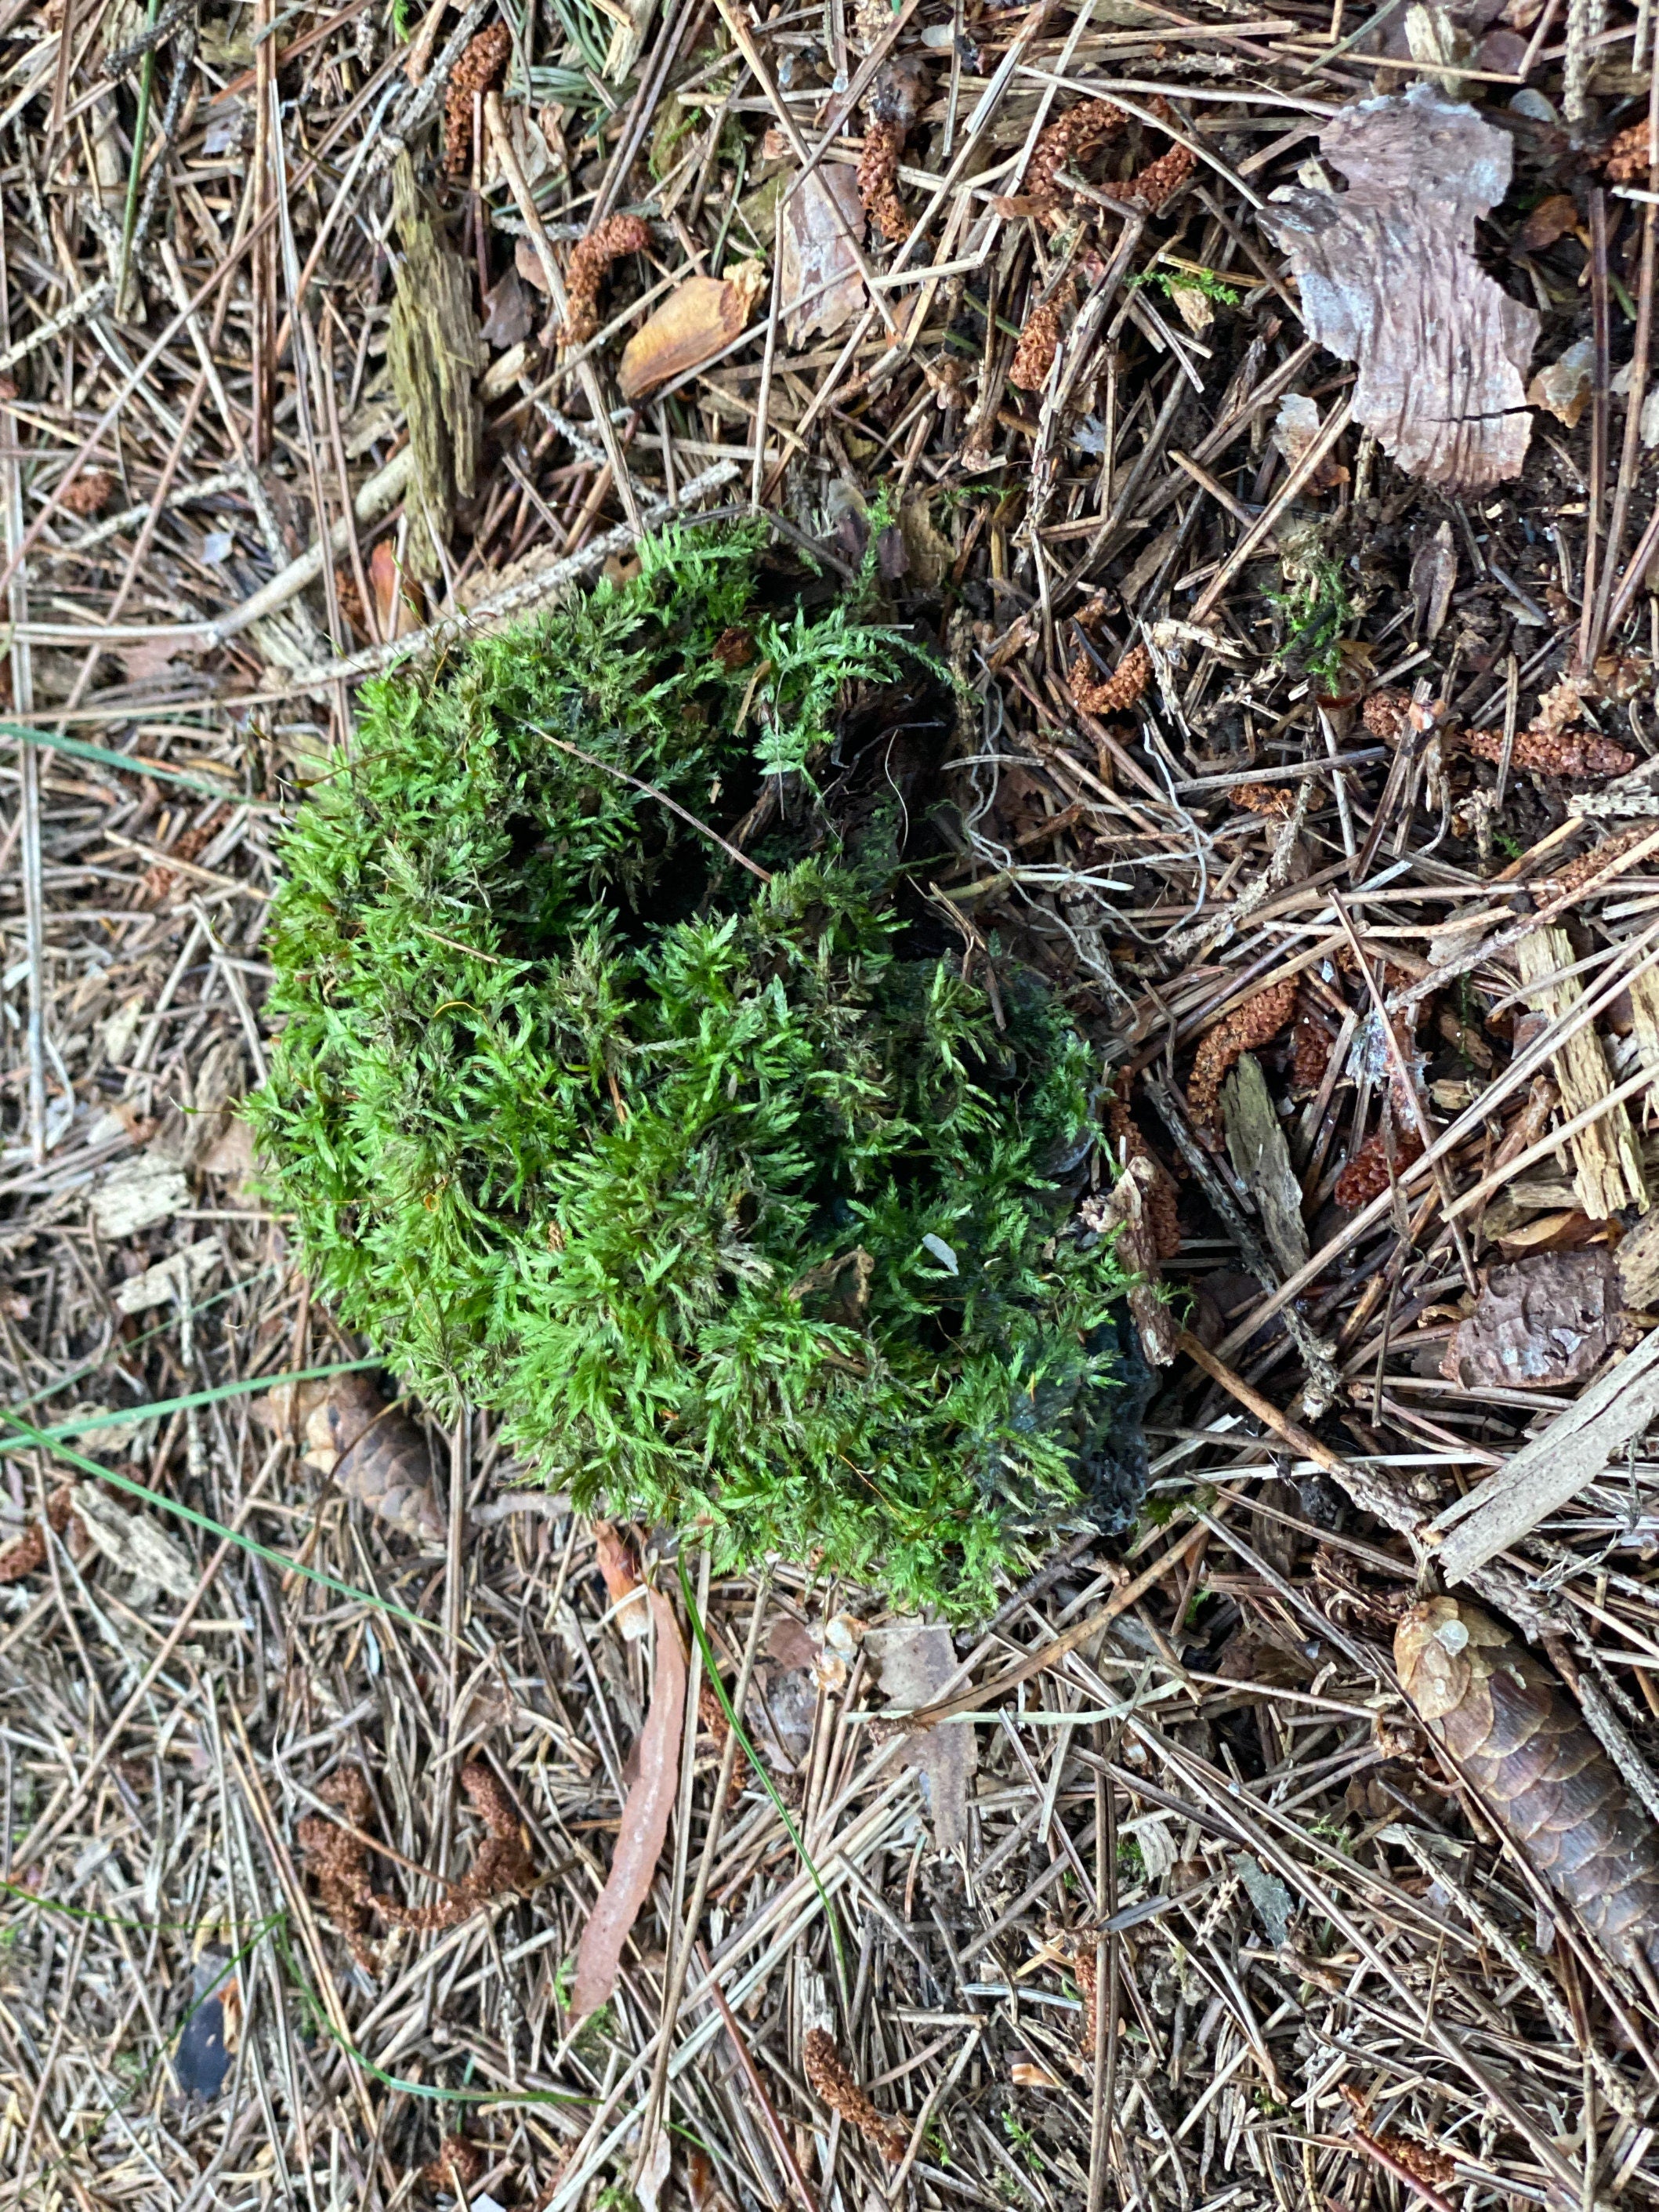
[251,522,1131,1618]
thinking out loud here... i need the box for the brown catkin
[0,1489,77,1583]
[1545,827,1650,898]
[442,22,511,178]
[803,2029,908,2162]
[1603,119,1654,184]
[373,1762,534,1931]
[1233,781,1294,818]
[1361,687,1412,743]
[562,214,651,346]
[297,1768,379,1971]
[1069,640,1150,717]
[1291,1015,1332,1093]
[1334,1125,1424,1209]
[1009,296,1065,391]
[60,468,116,518]
[1186,977,1299,1128]
[857,117,910,242]
[422,2135,484,2194]
[1025,97,1124,207]
[1127,139,1194,209]
[1463,725,1636,779]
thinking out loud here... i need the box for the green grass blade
[0,1358,380,1459]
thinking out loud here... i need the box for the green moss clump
[251,524,1129,1617]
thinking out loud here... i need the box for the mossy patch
[251,524,1130,1618]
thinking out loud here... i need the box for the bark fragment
[1259,85,1538,489]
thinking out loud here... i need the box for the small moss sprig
[252,524,1128,1618]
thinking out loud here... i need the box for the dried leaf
[1396,1597,1659,1969]
[368,540,422,641]
[593,1520,650,1640]
[618,263,767,401]
[867,1620,976,1852]
[1516,192,1579,252]
[1259,85,1538,488]
[781,163,866,345]
[480,265,532,349]
[570,1588,686,2020]
[1440,1249,1625,1388]
[1528,336,1596,428]
[1270,392,1346,489]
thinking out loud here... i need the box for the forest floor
[5,1,1659,2209]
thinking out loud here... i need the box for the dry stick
[0,195,43,1168]
[701,1956,821,2212]
[1578,184,1612,673]
[1588,64,1659,661]
[277,459,741,691]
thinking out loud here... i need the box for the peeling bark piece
[1259,85,1538,489]
[1083,1159,1179,1365]
[1440,1249,1625,1389]
[867,1622,975,1853]
[386,154,485,579]
[1396,1596,1659,1971]
[1223,1053,1309,1282]
[1436,1325,1659,1582]
[782,163,866,345]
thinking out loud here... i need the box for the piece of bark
[386,156,484,579]
[781,163,866,344]
[1258,85,1538,489]
[1618,1206,1659,1308]
[1083,1158,1179,1368]
[1435,1325,1659,1583]
[867,1621,975,1854]
[1517,927,1647,1218]
[1440,1249,1626,1391]
[1223,1051,1310,1281]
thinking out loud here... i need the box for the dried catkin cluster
[60,467,116,518]
[1009,294,1066,391]
[1186,977,1299,1128]
[299,1763,533,1967]
[1291,1014,1332,1093]
[1233,780,1295,818]
[1462,725,1636,779]
[803,2029,908,2161]
[1334,1125,1424,1210]
[1546,827,1649,898]
[297,1768,379,1970]
[375,1764,534,1931]
[1603,118,1654,183]
[1025,97,1125,208]
[1128,139,1195,209]
[1361,687,1413,742]
[422,2136,484,2194]
[858,60,927,242]
[1068,640,1150,717]
[0,1489,78,1583]
[442,22,511,178]
[561,214,651,346]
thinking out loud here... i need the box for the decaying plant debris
[11,0,1659,2206]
